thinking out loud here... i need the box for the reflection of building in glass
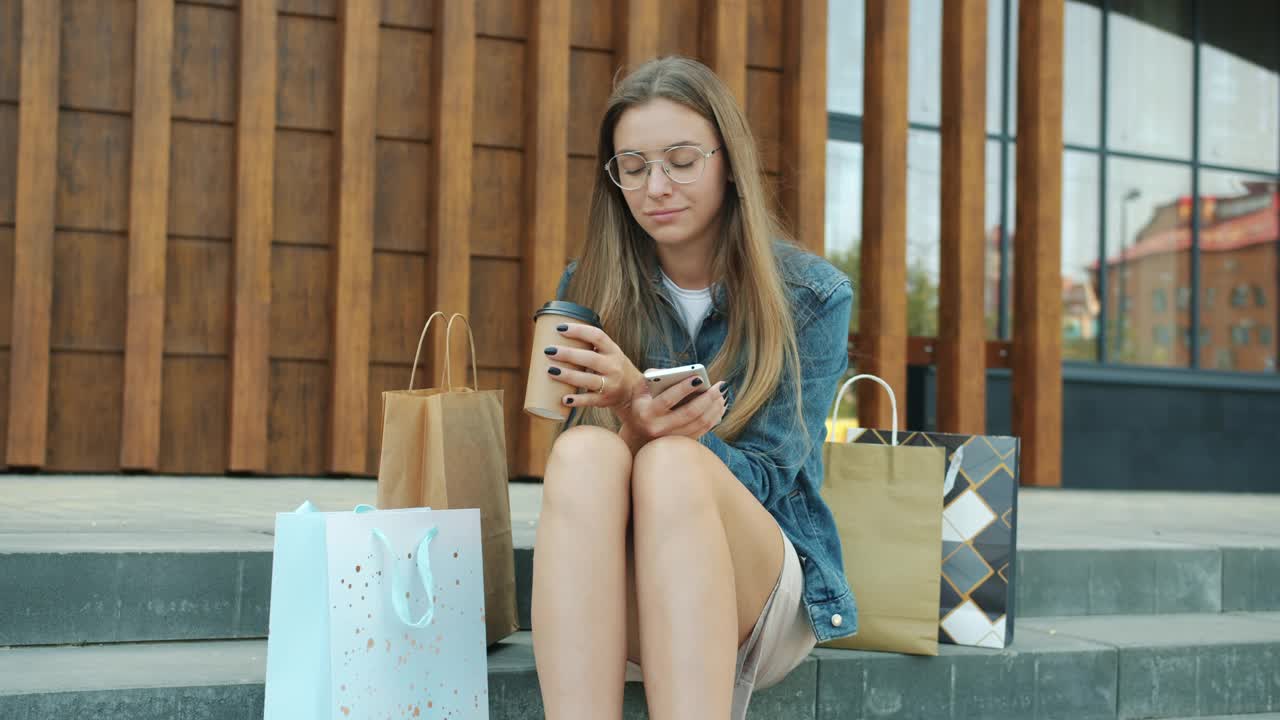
[1092,182,1279,371]
[1063,278,1100,342]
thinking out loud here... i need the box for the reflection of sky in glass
[986,0,1005,135]
[1064,2,1101,146]
[824,140,862,257]
[1199,169,1274,198]
[1061,152,1100,282]
[907,130,941,280]
[1108,13,1193,158]
[1201,45,1279,172]
[909,0,943,126]
[827,1,864,116]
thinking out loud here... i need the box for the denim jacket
[556,242,857,643]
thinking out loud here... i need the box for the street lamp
[1116,188,1142,361]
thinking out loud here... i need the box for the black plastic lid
[534,300,601,327]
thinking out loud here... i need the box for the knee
[631,436,714,517]
[542,425,632,520]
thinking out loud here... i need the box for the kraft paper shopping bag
[819,375,946,656]
[377,313,518,646]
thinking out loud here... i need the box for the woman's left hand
[543,324,645,412]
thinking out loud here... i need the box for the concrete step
[3,614,1278,720]
[3,478,1279,647]
[5,531,1278,647]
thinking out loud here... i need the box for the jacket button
[831,614,843,628]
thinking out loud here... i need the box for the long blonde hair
[565,56,802,441]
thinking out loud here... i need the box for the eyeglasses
[605,145,722,191]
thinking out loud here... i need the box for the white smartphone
[643,363,711,397]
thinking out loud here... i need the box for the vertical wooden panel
[277,15,337,132]
[120,0,174,469]
[701,0,746,103]
[374,139,430,252]
[857,0,909,431]
[657,0,700,58]
[519,0,570,477]
[471,148,523,258]
[273,129,332,246]
[0,229,12,347]
[229,0,277,472]
[159,356,229,474]
[7,0,59,466]
[51,233,128,352]
[571,0,612,50]
[165,239,231,355]
[937,0,987,435]
[473,38,525,149]
[0,105,15,223]
[327,0,379,474]
[55,111,131,232]
[269,360,329,476]
[172,3,237,123]
[59,0,134,114]
[781,0,826,255]
[616,0,659,72]
[0,350,7,465]
[426,1,474,385]
[47,353,124,471]
[0,0,20,102]
[168,123,235,239]
[1013,0,1064,487]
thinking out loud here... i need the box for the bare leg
[532,426,633,719]
[629,436,785,720]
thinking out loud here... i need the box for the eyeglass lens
[608,146,707,189]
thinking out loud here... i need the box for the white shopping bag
[264,503,489,719]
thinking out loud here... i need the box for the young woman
[532,56,856,719]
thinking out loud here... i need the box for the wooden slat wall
[7,0,58,467]
[518,0,571,478]
[228,0,276,473]
[1013,0,1065,487]
[857,0,910,431]
[702,0,747,103]
[781,0,826,256]
[425,1,474,394]
[937,0,988,435]
[327,0,379,475]
[120,0,173,470]
[0,1,908,477]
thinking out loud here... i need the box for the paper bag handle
[408,312,449,390]
[830,374,899,446]
[444,313,480,392]
[372,525,440,629]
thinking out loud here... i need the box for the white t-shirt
[660,269,714,340]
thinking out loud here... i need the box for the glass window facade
[825,0,1280,375]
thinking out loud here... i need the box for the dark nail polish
[564,396,574,405]
[544,346,557,355]
[556,324,569,332]
[692,378,703,387]
[548,367,562,376]
[719,383,729,395]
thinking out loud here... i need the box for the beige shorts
[624,528,817,718]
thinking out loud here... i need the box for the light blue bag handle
[296,502,439,628]
[372,524,439,629]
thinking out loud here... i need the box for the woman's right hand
[619,377,728,450]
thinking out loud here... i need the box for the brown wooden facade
[0,0,1064,485]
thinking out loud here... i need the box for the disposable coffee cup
[525,300,601,421]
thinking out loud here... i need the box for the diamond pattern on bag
[943,488,997,542]
[943,543,994,595]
